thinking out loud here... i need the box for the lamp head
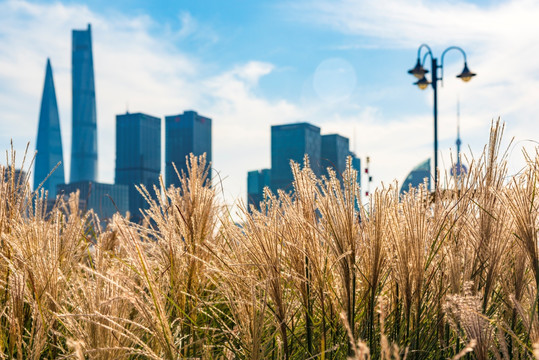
[457,62,476,82]
[408,58,429,79]
[414,76,431,90]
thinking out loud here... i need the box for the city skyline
[1,0,538,207]
[249,122,361,210]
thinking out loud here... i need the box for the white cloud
[177,12,196,38]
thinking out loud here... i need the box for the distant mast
[456,98,462,169]
[451,97,467,178]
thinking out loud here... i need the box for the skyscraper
[115,112,161,222]
[350,151,362,189]
[321,134,350,177]
[71,24,97,183]
[247,168,271,211]
[165,110,212,188]
[271,122,321,192]
[34,59,65,197]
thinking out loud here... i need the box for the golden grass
[4,121,539,359]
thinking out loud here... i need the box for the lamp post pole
[432,57,439,188]
[408,44,476,191]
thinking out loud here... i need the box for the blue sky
[1,0,538,208]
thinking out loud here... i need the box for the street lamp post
[407,44,476,191]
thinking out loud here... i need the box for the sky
[1,0,539,210]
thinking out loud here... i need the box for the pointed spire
[34,58,65,196]
[451,97,467,178]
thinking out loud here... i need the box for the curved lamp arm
[421,52,431,71]
[418,43,434,68]
[439,46,468,85]
[417,43,433,60]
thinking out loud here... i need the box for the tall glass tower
[115,112,161,222]
[165,110,212,188]
[71,24,97,182]
[321,134,350,177]
[270,122,321,192]
[34,58,65,197]
[247,168,271,211]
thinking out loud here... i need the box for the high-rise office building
[271,123,321,192]
[71,24,97,183]
[321,134,349,177]
[400,158,431,195]
[115,112,161,222]
[3,169,27,188]
[57,181,128,220]
[321,134,361,189]
[247,168,271,211]
[165,110,212,188]
[34,59,65,196]
[350,151,362,189]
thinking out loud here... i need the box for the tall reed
[3,121,539,359]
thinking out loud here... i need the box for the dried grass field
[2,121,539,359]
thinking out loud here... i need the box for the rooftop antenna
[456,97,461,160]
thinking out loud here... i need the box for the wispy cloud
[291,0,534,48]
[174,11,219,45]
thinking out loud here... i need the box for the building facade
[350,152,362,189]
[57,181,128,220]
[34,59,65,197]
[115,112,161,222]
[3,169,27,187]
[71,24,98,183]
[165,110,212,188]
[247,168,271,211]
[321,134,350,177]
[270,123,321,193]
